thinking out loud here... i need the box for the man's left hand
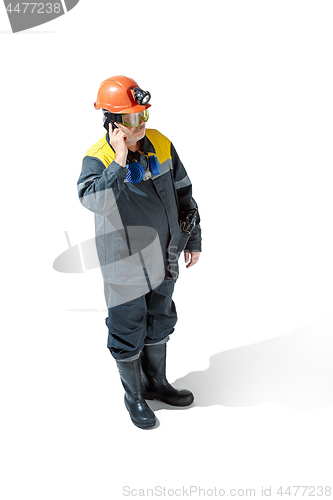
[184,251,200,268]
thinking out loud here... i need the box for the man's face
[115,116,146,146]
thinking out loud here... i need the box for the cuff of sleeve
[184,242,202,252]
[104,161,128,180]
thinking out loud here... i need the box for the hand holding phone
[108,121,128,167]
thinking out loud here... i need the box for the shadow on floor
[148,316,333,412]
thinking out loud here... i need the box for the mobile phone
[103,112,118,132]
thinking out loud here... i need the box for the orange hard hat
[94,75,151,114]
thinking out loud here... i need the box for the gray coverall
[77,128,201,359]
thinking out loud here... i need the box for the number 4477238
[6,3,61,14]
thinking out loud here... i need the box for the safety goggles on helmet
[121,109,149,127]
[103,109,149,128]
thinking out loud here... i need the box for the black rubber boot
[116,358,157,429]
[140,343,194,406]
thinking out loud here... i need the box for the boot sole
[124,399,157,430]
[143,393,194,407]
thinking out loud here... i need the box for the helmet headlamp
[133,87,151,106]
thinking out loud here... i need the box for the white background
[1,1,333,498]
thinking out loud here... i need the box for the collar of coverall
[106,131,156,156]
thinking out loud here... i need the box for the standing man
[77,76,202,429]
